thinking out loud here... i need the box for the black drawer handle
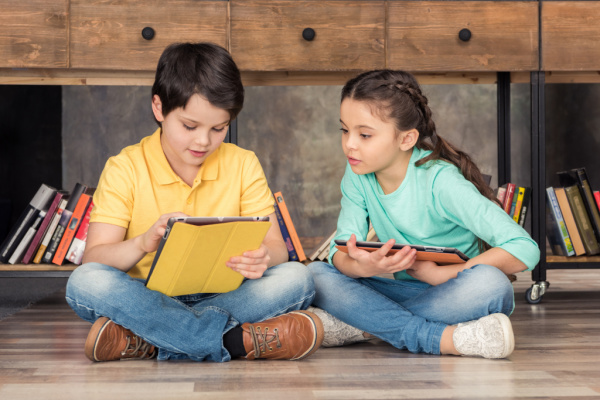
[458,28,471,42]
[142,27,155,41]
[302,28,316,41]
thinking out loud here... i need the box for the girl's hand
[406,260,441,285]
[226,244,270,280]
[346,234,417,277]
[138,212,188,254]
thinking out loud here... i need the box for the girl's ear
[151,95,165,122]
[399,129,419,151]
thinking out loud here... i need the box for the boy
[65,42,323,362]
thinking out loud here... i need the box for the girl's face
[340,98,413,178]
[152,94,230,181]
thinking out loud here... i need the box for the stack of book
[545,167,600,257]
[496,183,532,227]
[0,182,94,266]
[273,191,307,262]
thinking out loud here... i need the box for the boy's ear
[151,95,165,122]
[399,129,419,151]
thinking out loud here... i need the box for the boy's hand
[346,234,417,277]
[138,212,188,254]
[226,244,270,280]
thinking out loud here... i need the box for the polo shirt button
[187,199,192,205]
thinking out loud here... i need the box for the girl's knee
[307,260,335,277]
[470,264,513,297]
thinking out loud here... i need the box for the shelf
[0,264,76,278]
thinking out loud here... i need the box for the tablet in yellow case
[145,216,271,296]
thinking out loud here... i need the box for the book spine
[21,192,64,264]
[546,187,575,256]
[0,183,56,263]
[512,187,526,223]
[575,168,600,243]
[565,185,600,255]
[273,202,299,262]
[502,183,516,214]
[52,194,91,265]
[33,199,67,264]
[496,185,507,204]
[594,190,600,214]
[518,187,532,227]
[273,192,306,261]
[8,211,46,264]
[66,201,93,265]
[555,187,586,256]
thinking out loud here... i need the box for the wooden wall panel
[0,0,68,68]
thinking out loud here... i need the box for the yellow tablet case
[146,221,271,296]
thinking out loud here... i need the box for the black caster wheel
[526,286,543,304]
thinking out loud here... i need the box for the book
[21,191,66,264]
[555,187,586,256]
[545,187,575,256]
[8,210,47,264]
[518,187,532,227]
[594,190,600,214]
[309,230,337,261]
[512,186,526,223]
[33,198,68,264]
[0,183,57,263]
[558,168,600,243]
[66,201,93,265]
[145,216,271,296]
[273,191,306,262]
[502,183,516,215]
[52,192,93,265]
[564,185,600,255]
[496,184,507,205]
[273,201,298,262]
[42,182,87,264]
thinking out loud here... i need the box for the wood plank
[0,0,68,68]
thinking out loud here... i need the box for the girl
[307,70,539,359]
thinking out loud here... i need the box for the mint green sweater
[329,147,540,280]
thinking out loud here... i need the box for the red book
[21,191,66,264]
[52,193,92,265]
[66,201,93,265]
[273,191,306,261]
[502,183,516,214]
[594,190,600,214]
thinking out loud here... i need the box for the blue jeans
[307,262,514,355]
[65,261,315,362]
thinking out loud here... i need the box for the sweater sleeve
[431,167,540,270]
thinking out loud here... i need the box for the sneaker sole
[495,313,515,358]
[288,310,325,361]
[84,316,112,362]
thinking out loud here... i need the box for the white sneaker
[453,313,515,359]
[307,306,372,348]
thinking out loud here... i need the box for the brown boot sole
[84,317,111,362]
[289,310,325,361]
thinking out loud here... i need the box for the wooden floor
[1,270,600,399]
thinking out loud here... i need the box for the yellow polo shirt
[90,128,275,279]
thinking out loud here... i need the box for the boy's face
[152,94,230,178]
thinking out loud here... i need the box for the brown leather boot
[84,317,157,362]
[241,310,324,360]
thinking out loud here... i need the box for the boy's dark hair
[151,42,244,125]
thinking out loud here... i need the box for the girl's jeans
[307,262,514,355]
[65,261,315,362]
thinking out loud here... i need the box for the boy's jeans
[66,261,315,362]
[307,262,514,355]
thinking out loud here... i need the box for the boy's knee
[66,263,115,299]
[271,261,315,293]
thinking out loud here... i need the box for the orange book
[273,192,306,261]
[52,193,92,265]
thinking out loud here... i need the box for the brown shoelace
[248,326,282,357]
[120,335,156,360]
